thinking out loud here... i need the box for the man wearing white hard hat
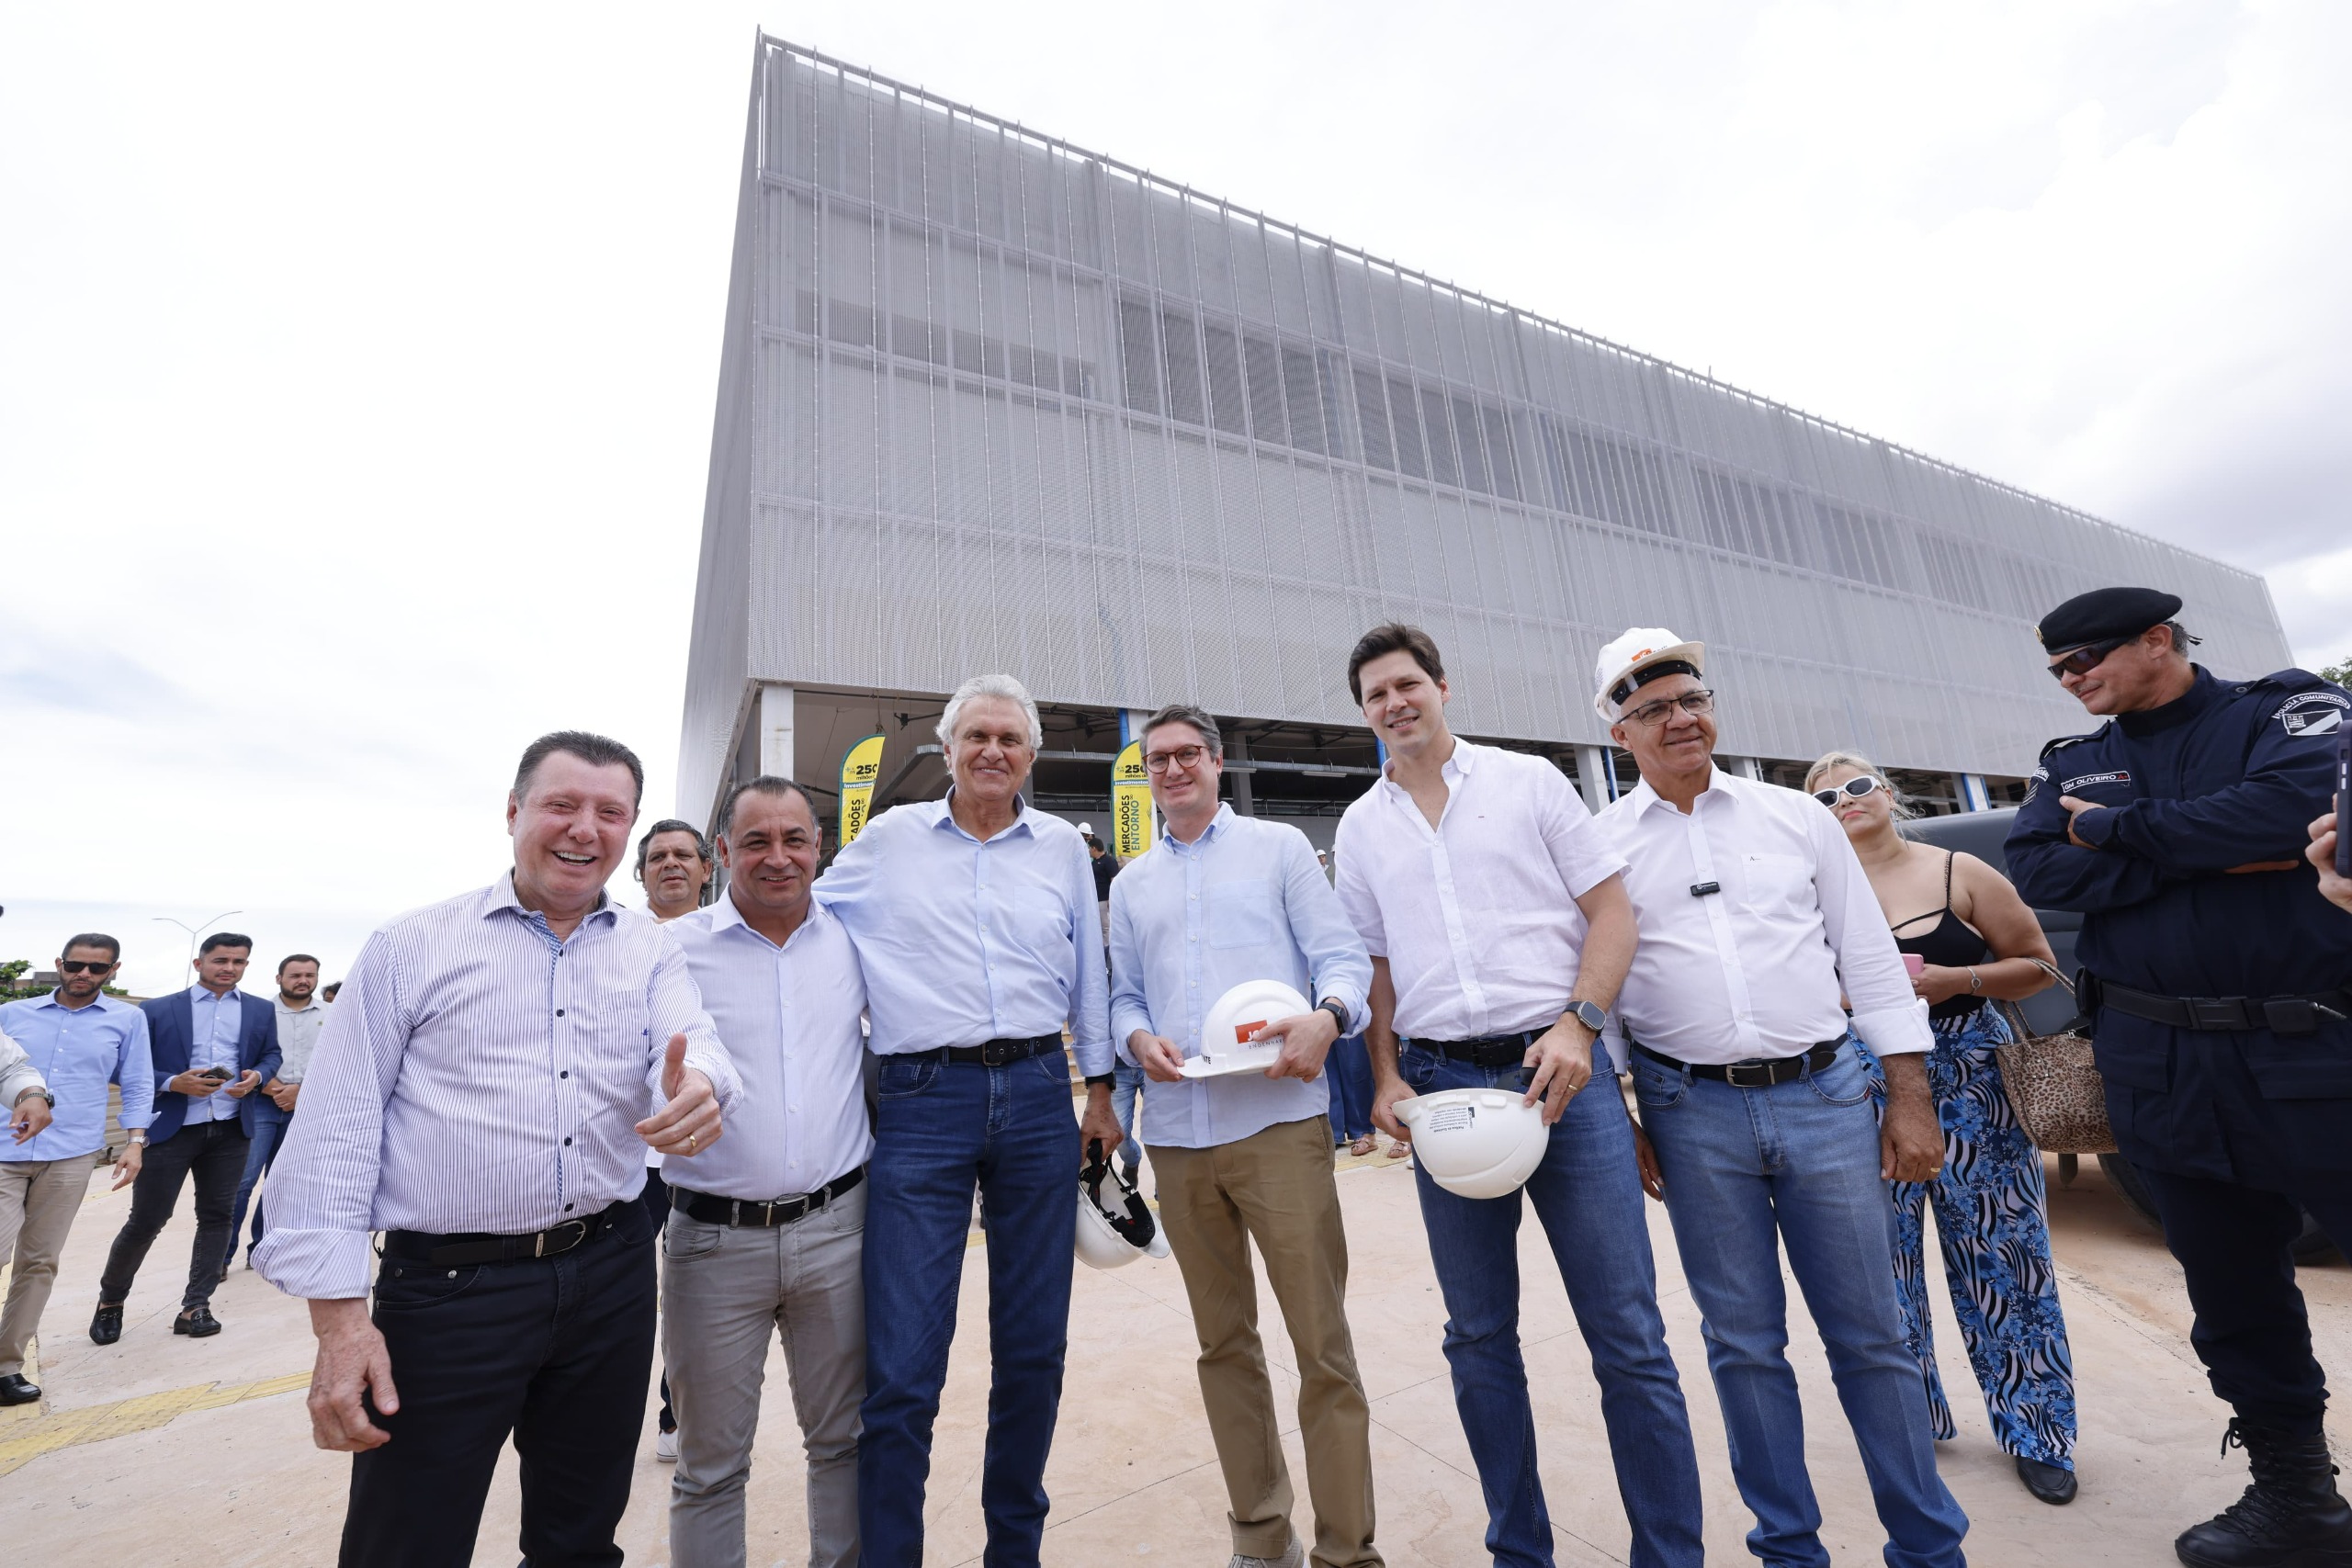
[1589,627,1968,1568]
[1109,702,1378,1568]
[1331,624,1703,1568]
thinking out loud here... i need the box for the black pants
[341,1200,657,1568]
[2142,1164,2352,1435]
[642,1168,673,1433]
[99,1120,251,1313]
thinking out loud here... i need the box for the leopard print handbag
[1994,961,2117,1155]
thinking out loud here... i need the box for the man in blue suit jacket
[92,932,280,1343]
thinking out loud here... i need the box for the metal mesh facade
[681,37,2290,822]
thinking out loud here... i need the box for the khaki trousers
[0,1150,102,1376]
[1153,1114,1382,1568]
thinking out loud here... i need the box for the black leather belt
[929,1032,1063,1066]
[1633,1038,1844,1088]
[670,1168,864,1228]
[2098,979,2350,1037]
[1417,1031,1543,1068]
[382,1198,635,1269]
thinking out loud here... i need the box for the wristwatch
[1563,999,1608,1035]
[14,1088,54,1108]
[126,1130,148,1145]
[1317,998,1351,1035]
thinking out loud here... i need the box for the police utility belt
[671,1168,864,1229]
[2091,976,2350,1036]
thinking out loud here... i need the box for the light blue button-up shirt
[815,795,1111,1076]
[180,984,249,1125]
[1109,806,1372,1150]
[0,992,154,1161]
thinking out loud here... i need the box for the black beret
[2036,586,2183,652]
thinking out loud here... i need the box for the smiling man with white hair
[813,671,1121,1568]
[1589,628,1966,1568]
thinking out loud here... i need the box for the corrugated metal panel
[683,38,2295,807]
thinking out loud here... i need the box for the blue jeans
[861,1051,1079,1568]
[1108,1058,1144,1177]
[227,1100,291,1263]
[1630,1039,1969,1568]
[1327,1034,1374,1142]
[1400,1039,1703,1568]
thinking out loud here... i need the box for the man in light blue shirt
[1110,703,1379,1568]
[814,671,1121,1568]
[0,933,152,1404]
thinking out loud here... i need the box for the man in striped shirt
[254,730,741,1568]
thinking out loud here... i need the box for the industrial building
[681,36,2290,843]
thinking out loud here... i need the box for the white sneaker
[655,1427,679,1462]
[1228,1539,1303,1568]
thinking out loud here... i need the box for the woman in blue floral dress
[1807,751,2081,1506]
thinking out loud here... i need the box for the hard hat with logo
[1592,626,1706,723]
[1393,1088,1550,1199]
[1181,978,1312,1079]
[1075,1139,1170,1270]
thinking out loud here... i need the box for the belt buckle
[536,1218,589,1258]
[1724,1060,1773,1089]
[980,1039,1011,1066]
[2188,998,2250,1032]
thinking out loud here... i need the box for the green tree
[0,959,50,1001]
[2323,656,2351,688]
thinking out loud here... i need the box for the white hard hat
[1393,1088,1550,1199]
[1592,626,1706,722]
[1075,821,1094,837]
[1181,979,1311,1079]
[1075,1142,1169,1270]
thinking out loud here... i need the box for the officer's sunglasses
[58,959,117,975]
[2046,636,2133,681]
[1812,776,1886,809]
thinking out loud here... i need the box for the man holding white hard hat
[1109,702,1379,1568]
[1331,624,1703,1568]
[1589,627,1967,1568]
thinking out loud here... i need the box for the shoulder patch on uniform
[2276,689,2348,736]
[2037,729,2104,762]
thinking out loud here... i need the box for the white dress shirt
[252,874,741,1300]
[1594,767,1932,1067]
[663,894,873,1200]
[1333,739,1626,1040]
[814,794,1112,1076]
[1108,807,1372,1150]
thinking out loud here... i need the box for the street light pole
[153,910,243,976]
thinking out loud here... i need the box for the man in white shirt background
[1589,628,1965,1568]
[662,776,870,1568]
[227,953,328,1271]
[1333,624,1704,1568]
[1111,702,1378,1568]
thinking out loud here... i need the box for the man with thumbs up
[253,730,741,1568]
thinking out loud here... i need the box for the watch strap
[1317,998,1351,1035]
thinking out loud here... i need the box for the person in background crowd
[93,932,279,1344]
[1335,624,1704,1568]
[663,777,870,1568]
[226,953,328,1273]
[636,817,714,1463]
[1113,703,1379,1568]
[1324,1029,1377,1160]
[321,981,342,1004]
[252,730,739,1567]
[2007,587,2352,1568]
[814,672,1122,1568]
[2313,799,2352,913]
[1087,828,1118,932]
[1807,750,2077,1505]
[2,939,132,1407]
[1594,629,1967,1568]
[639,818,717,922]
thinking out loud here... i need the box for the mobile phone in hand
[2337,726,2349,876]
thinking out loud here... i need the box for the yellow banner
[838,733,886,845]
[1112,739,1156,860]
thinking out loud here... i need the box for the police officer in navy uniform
[2007,586,2352,1568]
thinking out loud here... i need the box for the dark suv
[1904,807,2334,1261]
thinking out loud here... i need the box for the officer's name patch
[2060,771,2131,792]
[2276,691,2348,736]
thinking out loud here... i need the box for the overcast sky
[4,0,2346,996]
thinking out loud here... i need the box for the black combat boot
[2177,1418,2352,1566]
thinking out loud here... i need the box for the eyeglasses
[1812,776,1886,809]
[1622,689,1715,728]
[1143,744,1210,773]
[59,959,117,975]
[2046,636,2133,681]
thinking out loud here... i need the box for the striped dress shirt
[252,874,741,1300]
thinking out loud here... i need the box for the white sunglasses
[1812,775,1886,809]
